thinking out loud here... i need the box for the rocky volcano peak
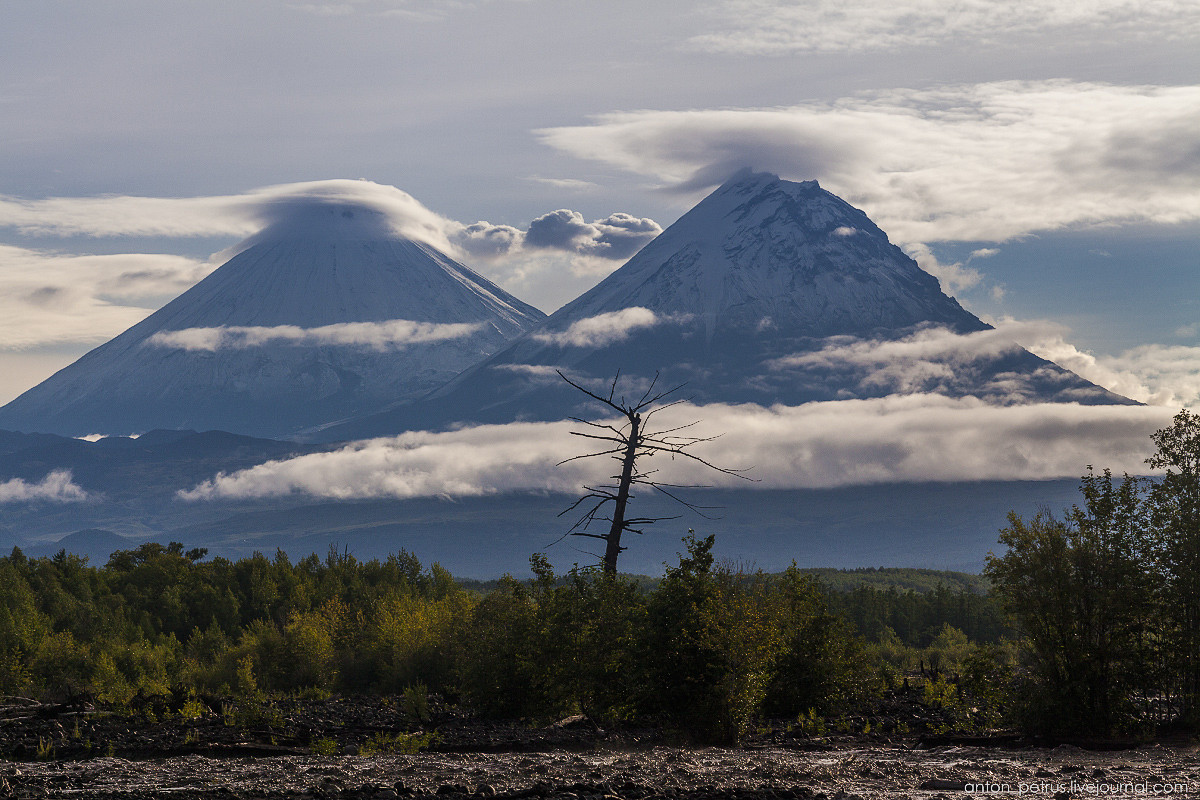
[558,170,983,340]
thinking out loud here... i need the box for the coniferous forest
[5,411,1200,750]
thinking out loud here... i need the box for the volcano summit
[0,185,546,438]
[325,171,1131,441]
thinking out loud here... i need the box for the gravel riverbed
[4,743,1199,800]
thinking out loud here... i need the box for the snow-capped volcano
[555,169,985,338]
[323,171,1131,441]
[0,192,545,438]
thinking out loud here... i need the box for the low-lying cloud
[768,320,1200,408]
[533,307,664,348]
[769,323,1092,403]
[0,470,89,503]
[774,326,1026,373]
[1013,324,1200,408]
[146,319,483,352]
[539,81,1200,245]
[180,397,1173,501]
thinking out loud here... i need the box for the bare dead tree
[555,370,752,575]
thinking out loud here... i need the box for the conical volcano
[0,189,546,438]
[323,171,1131,441]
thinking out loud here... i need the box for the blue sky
[1,0,1199,409]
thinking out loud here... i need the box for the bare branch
[556,369,753,574]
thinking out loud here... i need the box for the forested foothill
[4,412,1200,760]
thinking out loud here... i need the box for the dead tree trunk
[555,371,751,575]
[603,411,640,574]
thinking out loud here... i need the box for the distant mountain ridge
[323,171,1131,441]
[0,197,546,439]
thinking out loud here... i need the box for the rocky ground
[5,743,1200,800]
[1,696,1197,799]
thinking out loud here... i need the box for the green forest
[5,409,1200,744]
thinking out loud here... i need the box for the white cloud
[763,320,1200,406]
[901,242,984,293]
[511,209,663,260]
[180,421,586,501]
[690,0,1200,54]
[538,81,1200,245]
[145,319,482,352]
[533,307,664,348]
[0,245,215,349]
[1012,323,1200,408]
[0,180,662,266]
[0,470,89,503]
[451,221,525,258]
[180,397,1172,501]
[773,326,1024,372]
[769,323,1073,401]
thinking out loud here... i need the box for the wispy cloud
[691,0,1200,54]
[524,177,599,191]
[145,319,483,352]
[0,470,89,503]
[180,397,1172,501]
[0,245,214,349]
[0,180,661,265]
[533,307,665,348]
[539,81,1200,245]
[287,0,491,20]
[901,243,985,294]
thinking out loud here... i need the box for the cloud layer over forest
[182,397,1172,501]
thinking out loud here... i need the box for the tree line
[6,410,1200,742]
[1,533,1006,743]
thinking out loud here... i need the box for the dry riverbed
[4,743,1200,800]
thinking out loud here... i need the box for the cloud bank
[180,397,1172,501]
[539,81,1200,244]
[0,470,89,503]
[690,0,1200,54]
[146,319,483,352]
